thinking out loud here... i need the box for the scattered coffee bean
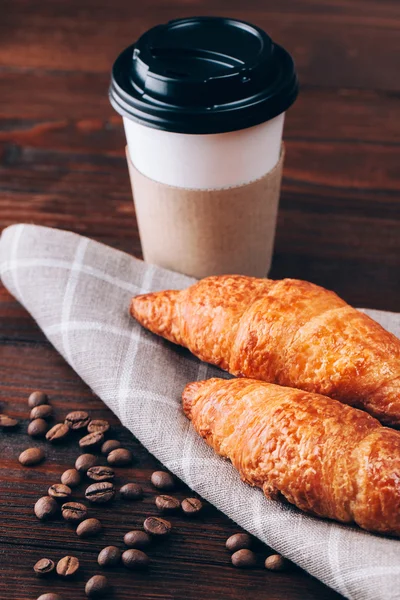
[85,482,115,504]
[34,496,58,520]
[77,518,102,538]
[143,516,171,537]
[37,594,63,600]
[48,484,72,500]
[65,410,90,430]
[61,501,88,522]
[28,390,48,408]
[88,419,110,434]
[87,466,115,482]
[61,468,81,488]
[120,483,143,501]
[97,546,121,568]
[56,555,80,577]
[101,439,121,455]
[28,418,48,438]
[19,447,45,466]
[226,532,252,552]
[231,549,257,568]
[155,495,180,513]
[33,558,55,576]
[46,423,70,443]
[181,497,203,516]
[107,448,132,466]
[122,549,149,570]
[30,405,53,421]
[0,414,18,428]
[79,431,104,450]
[123,530,151,549]
[150,470,175,491]
[264,554,289,571]
[85,574,110,598]
[75,453,97,473]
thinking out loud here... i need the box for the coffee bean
[30,405,53,420]
[19,447,45,466]
[155,495,180,513]
[37,594,63,600]
[101,439,121,455]
[56,555,80,577]
[264,554,289,571]
[106,448,132,466]
[46,423,70,443]
[231,549,257,568]
[28,418,48,438]
[123,530,151,549]
[85,482,115,504]
[181,497,203,516]
[143,516,171,537]
[33,558,55,576]
[97,546,121,568]
[28,390,48,408]
[226,532,252,552]
[48,484,72,500]
[61,501,88,522]
[79,431,104,450]
[65,410,90,430]
[34,496,58,520]
[122,549,149,570]
[85,575,110,598]
[77,518,102,538]
[61,468,81,488]
[87,466,115,482]
[75,453,97,473]
[120,483,143,501]
[0,414,19,428]
[88,419,110,434]
[150,470,175,491]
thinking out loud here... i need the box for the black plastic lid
[109,16,298,134]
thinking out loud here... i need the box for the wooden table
[0,1,399,599]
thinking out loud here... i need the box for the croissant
[131,275,400,427]
[183,377,400,536]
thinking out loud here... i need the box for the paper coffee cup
[110,17,298,277]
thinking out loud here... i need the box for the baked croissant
[183,377,400,536]
[131,276,400,427]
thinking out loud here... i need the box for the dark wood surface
[0,1,399,599]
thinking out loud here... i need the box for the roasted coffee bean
[77,518,102,538]
[79,431,104,450]
[33,558,55,576]
[61,501,88,522]
[28,418,48,438]
[46,423,69,443]
[106,448,132,466]
[48,484,72,500]
[122,549,149,570]
[226,533,252,552]
[181,497,203,516]
[30,405,53,421]
[19,447,45,466]
[155,495,180,513]
[85,574,110,598]
[75,453,97,473]
[143,516,171,537]
[61,468,81,488]
[65,410,90,430]
[34,496,58,520]
[37,594,63,600]
[150,470,175,491]
[101,439,121,455]
[56,555,80,577]
[97,546,121,568]
[231,549,257,568]
[87,466,115,482]
[85,482,115,504]
[123,530,151,549]
[264,554,289,571]
[88,419,110,434]
[120,483,143,501]
[0,414,18,428]
[28,390,48,408]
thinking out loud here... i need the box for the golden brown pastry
[131,276,400,426]
[183,377,400,537]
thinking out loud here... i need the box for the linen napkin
[1,223,400,600]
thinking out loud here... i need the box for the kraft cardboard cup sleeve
[110,17,298,278]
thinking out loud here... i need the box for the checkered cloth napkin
[1,223,400,600]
